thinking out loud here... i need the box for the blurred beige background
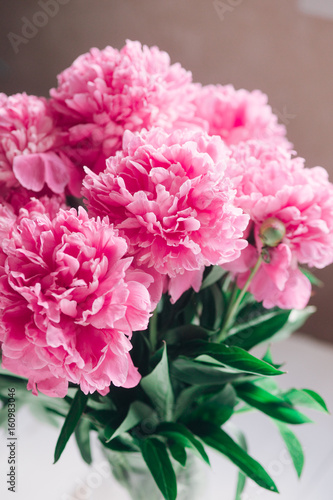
[0,0,332,341]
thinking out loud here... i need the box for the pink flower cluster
[0,40,332,397]
[82,128,249,303]
[0,203,152,397]
[224,141,333,309]
[50,40,200,173]
[192,84,291,148]
[0,93,81,207]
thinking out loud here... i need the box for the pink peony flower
[50,40,201,173]
[0,93,82,199]
[192,84,291,148]
[224,141,333,309]
[16,195,66,222]
[83,128,249,303]
[0,206,152,397]
[0,202,16,243]
[0,196,63,249]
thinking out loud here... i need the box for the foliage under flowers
[0,41,332,500]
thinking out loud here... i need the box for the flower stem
[149,308,159,352]
[217,255,263,342]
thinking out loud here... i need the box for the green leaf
[99,432,139,452]
[256,376,280,396]
[140,437,177,500]
[277,307,316,339]
[300,268,324,287]
[75,418,92,464]
[54,389,89,463]
[200,266,227,289]
[199,284,225,331]
[262,347,274,366]
[236,383,312,425]
[180,340,284,377]
[183,385,236,427]
[233,429,248,500]
[165,325,211,345]
[86,397,115,412]
[191,422,278,493]
[226,310,291,350]
[174,385,217,420]
[105,401,153,442]
[130,330,151,377]
[0,373,29,391]
[157,422,210,464]
[168,440,187,467]
[283,389,329,413]
[172,357,248,385]
[141,344,174,420]
[274,421,304,478]
[158,290,194,332]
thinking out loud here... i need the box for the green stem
[217,255,263,342]
[149,308,159,353]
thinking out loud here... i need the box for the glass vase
[103,449,207,500]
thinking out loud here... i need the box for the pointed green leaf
[105,401,153,442]
[75,418,92,464]
[168,440,187,467]
[174,385,217,420]
[180,340,284,376]
[165,325,211,344]
[54,389,89,463]
[277,307,316,338]
[172,357,247,385]
[191,422,278,493]
[226,310,291,350]
[157,422,210,464]
[183,385,236,427]
[199,284,225,331]
[141,344,174,420]
[274,421,304,478]
[300,268,323,287]
[99,432,139,452]
[233,429,248,500]
[283,389,329,413]
[262,347,274,366]
[140,437,177,500]
[236,383,312,425]
[200,266,227,289]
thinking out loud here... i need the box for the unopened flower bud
[259,217,286,248]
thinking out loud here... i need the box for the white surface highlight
[298,0,333,20]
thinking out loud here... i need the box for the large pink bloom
[0,196,64,250]
[224,141,333,309]
[0,206,152,397]
[50,40,200,173]
[0,93,81,200]
[192,84,290,148]
[83,128,249,303]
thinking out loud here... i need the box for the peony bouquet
[0,41,332,499]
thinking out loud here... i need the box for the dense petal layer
[224,141,333,309]
[50,40,201,173]
[83,127,249,302]
[0,206,152,396]
[0,93,82,200]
